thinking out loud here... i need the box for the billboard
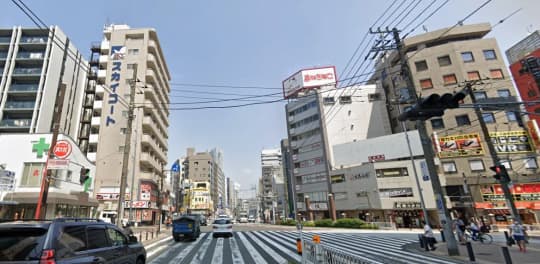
[509,49,540,124]
[437,133,484,158]
[282,66,337,99]
[489,130,534,154]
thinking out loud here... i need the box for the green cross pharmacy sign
[32,137,50,158]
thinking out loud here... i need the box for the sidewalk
[130,226,171,246]
[405,239,540,264]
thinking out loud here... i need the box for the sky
[2,0,539,193]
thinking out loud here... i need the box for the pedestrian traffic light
[490,165,510,182]
[398,91,467,121]
[80,168,90,185]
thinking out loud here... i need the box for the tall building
[370,23,540,224]
[0,26,97,219]
[91,24,171,225]
[260,148,285,223]
[281,138,294,219]
[283,66,391,220]
[210,148,226,212]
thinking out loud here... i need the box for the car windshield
[213,219,231,225]
[0,228,48,261]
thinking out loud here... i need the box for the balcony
[86,152,97,162]
[17,52,44,60]
[12,67,42,76]
[5,101,35,110]
[142,116,166,147]
[97,69,107,79]
[140,152,161,171]
[20,36,47,44]
[93,100,103,109]
[0,119,31,128]
[91,117,101,126]
[89,134,99,143]
[100,40,110,53]
[142,134,166,162]
[9,84,39,93]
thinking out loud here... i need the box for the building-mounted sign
[368,154,385,162]
[489,130,534,154]
[309,202,328,211]
[47,159,69,170]
[53,140,72,159]
[96,193,130,200]
[282,66,337,99]
[394,201,422,209]
[437,133,484,158]
[106,45,126,127]
[124,200,150,209]
[32,137,50,159]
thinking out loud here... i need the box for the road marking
[237,232,267,264]
[146,236,173,251]
[229,236,245,264]
[254,232,301,262]
[169,234,207,263]
[190,233,213,264]
[245,232,288,264]
[211,238,224,263]
[147,244,169,258]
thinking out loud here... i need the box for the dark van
[172,215,201,242]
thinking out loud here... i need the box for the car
[0,218,146,263]
[248,216,256,223]
[172,215,201,242]
[212,218,233,238]
[239,217,248,223]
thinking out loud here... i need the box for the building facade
[260,148,285,223]
[91,24,171,225]
[370,23,540,224]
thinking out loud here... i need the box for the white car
[212,218,233,238]
[239,217,248,223]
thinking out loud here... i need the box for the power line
[169,82,281,90]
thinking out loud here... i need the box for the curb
[402,242,468,264]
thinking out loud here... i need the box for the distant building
[260,148,285,223]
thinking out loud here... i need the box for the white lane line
[146,236,173,250]
[229,236,245,264]
[147,244,169,258]
[245,232,288,264]
[252,232,301,263]
[169,234,208,263]
[190,233,213,264]
[236,232,267,264]
[211,238,224,264]
[148,239,187,264]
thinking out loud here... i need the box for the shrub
[280,219,297,226]
[333,218,365,228]
[314,219,334,227]
[303,221,315,227]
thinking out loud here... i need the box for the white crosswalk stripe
[147,231,459,264]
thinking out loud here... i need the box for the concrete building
[260,148,285,223]
[370,23,540,224]
[210,148,226,212]
[283,66,391,220]
[281,138,294,219]
[91,24,171,225]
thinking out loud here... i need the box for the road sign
[53,140,72,159]
[0,170,15,178]
[47,159,69,169]
[171,162,180,172]
[0,184,14,191]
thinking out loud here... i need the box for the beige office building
[370,23,540,224]
[91,25,171,225]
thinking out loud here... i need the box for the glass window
[473,91,487,99]
[456,115,471,126]
[438,55,452,66]
[525,158,538,169]
[86,227,110,249]
[431,118,444,129]
[500,160,512,170]
[483,50,497,60]
[323,97,335,105]
[469,160,485,172]
[467,71,480,81]
[0,227,48,261]
[461,52,474,62]
[415,60,428,71]
[443,74,457,85]
[490,69,504,79]
[442,162,457,173]
[339,96,352,104]
[506,111,517,122]
[107,228,127,247]
[497,89,511,97]
[20,162,45,187]
[56,226,87,258]
[482,113,495,123]
[127,49,139,55]
[376,167,409,177]
[420,79,433,89]
[379,188,413,198]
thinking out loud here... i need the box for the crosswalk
[147,231,460,264]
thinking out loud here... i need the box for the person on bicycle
[469,218,480,240]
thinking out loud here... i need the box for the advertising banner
[438,133,483,158]
[489,130,534,154]
[282,66,337,99]
[140,182,152,201]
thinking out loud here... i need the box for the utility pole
[158,164,164,234]
[465,81,521,223]
[117,64,138,226]
[35,84,67,219]
[368,27,459,256]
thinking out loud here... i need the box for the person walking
[509,220,527,253]
[423,221,437,251]
[453,217,466,244]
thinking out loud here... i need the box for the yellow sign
[313,235,321,244]
[489,131,534,154]
[437,133,484,158]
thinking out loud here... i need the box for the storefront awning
[474,202,493,209]
[8,192,99,207]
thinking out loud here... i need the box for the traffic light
[398,91,467,121]
[490,165,510,182]
[80,168,90,185]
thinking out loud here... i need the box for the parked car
[239,216,248,223]
[0,218,146,263]
[172,215,201,242]
[248,216,256,223]
[212,218,233,238]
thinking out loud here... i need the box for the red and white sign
[368,154,386,162]
[53,140,72,159]
[282,66,337,99]
[47,159,69,169]
[125,200,150,208]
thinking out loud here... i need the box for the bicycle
[464,228,493,244]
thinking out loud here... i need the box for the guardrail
[302,239,382,264]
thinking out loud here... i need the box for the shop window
[467,71,480,81]
[438,55,452,66]
[461,51,474,62]
[415,60,428,71]
[469,160,485,172]
[443,74,457,85]
[20,162,45,187]
[420,78,433,89]
[442,162,457,173]
[490,69,504,79]
[431,118,445,129]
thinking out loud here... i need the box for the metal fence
[302,240,383,264]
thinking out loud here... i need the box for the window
[443,74,457,85]
[0,227,48,260]
[524,158,538,169]
[415,60,428,71]
[431,118,444,129]
[420,78,433,89]
[473,91,487,99]
[438,55,452,66]
[467,71,480,81]
[376,167,409,177]
[107,228,127,247]
[126,63,136,69]
[323,97,335,105]
[57,226,87,257]
[127,48,139,55]
[500,160,512,170]
[379,188,413,198]
[86,227,110,249]
[20,163,45,187]
[497,89,511,97]
[483,50,497,60]
[339,96,352,104]
[461,51,474,62]
[442,162,457,173]
[455,115,471,126]
[490,69,504,79]
[469,160,485,172]
[482,113,495,123]
[506,111,517,122]
[330,174,345,184]
[368,93,381,101]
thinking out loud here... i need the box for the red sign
[53,140,72,159]
[368,154,385,162]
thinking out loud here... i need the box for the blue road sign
[171,162,180,172]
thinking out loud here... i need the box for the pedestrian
[454,217,466,244]
[123,223,134,236]
[423,221,437,251]
[509,220,527,253]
